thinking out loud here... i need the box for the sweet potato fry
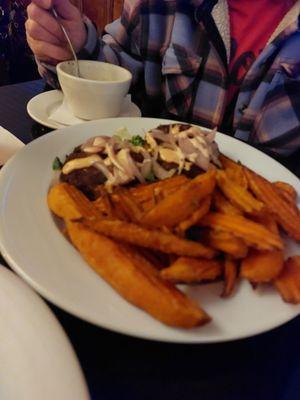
[141,170,216,228]
[213,190,242,216]
[240,213,284,283]
[219,154,241,169]
[240,249,284,283]
[273,181,298,214]
[217,170,264,214]
[176,197,211,234]
[48,183,102,220]
[274,256,300,304]
[160,257,222,284]
[207,229,248,258]
[201,212,283,251]
[94,175,189,214]
[111,189,143,223]
[219,154,248,189]
[67,221,210,327]
[221,257,238,297]
[273,181,297,203]
[252,213,278,233]
[245,168,300,242]
[129,175,189,205]
[83,218,217,259]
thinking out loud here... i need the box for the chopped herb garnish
[52,156,63,171]
[130,135,145,146]
[145,171,156,183]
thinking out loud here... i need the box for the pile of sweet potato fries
[48,154,300,329]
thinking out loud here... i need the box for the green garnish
[145,171,156,183]
[130,135,145,146]
[52,156,63,171]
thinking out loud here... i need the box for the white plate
[0,267,89,400]
[27,90,142,129]
[0,117,299,343]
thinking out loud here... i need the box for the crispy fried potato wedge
[95,188,115,218]
[245,168,300,242]
[83,219,216,259]
[111,189,143,223]
[273,181,298,214]
[142,170,216,228]
[201,212,283,251]
[217,170,264,214]
[176,197,211,234]
[207,229,248,259]
[219,154,248,189]
[240,249,284,283]
[274,256,300,304]
[252,213,278,233]
[221,257,238,297]
[240,213,284,283]
[48,183,102,220]
[67,221,210,328]
[213,190,242,216]
[160,257,222,284]
[273,181,297,203]
[129,175,189,205]
[93,175,189,215]
[219,154,239,169]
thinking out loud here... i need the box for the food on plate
[218,154,248,189]
[200,212,283,251]
[273,181,298,215]
[213,190,242,216]
[206,229,248,259]
[48,123,300,329]
[245,168,300,242]
[48,182,101,220]
[274,256,300,303]
[160,257,222,284]
[83,218,217,259]
[273,181,297,204]
[141,170,216,228]
[175,197,211,234]
[240,249,284,283]
[58,123,220,198]
[94,174,189,215]
[216,170,264,214]
[67,221,210,328]
[221,257,238,298]
[240,216,284,283]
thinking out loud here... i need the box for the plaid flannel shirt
[41,0,300,156]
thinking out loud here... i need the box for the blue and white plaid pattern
[40,0,300,156]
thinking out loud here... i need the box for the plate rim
[0,265,89,399]
[27,90,64,129]
[0,117,299,344]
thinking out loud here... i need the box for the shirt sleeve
[251,71,300,157]
[38,0,144,88]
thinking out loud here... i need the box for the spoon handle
[52,8,80,77]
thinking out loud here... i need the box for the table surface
[1,80,300,400]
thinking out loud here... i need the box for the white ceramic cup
[56,60,132,120]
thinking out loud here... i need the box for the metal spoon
[52,8,80,77]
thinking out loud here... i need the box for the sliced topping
[152,160,176,180]
[62,154,102,175]
[158,147,181,164]
[61,123,220,188]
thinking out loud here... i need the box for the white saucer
[27,89,142,129]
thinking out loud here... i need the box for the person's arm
[235,67,300,158]
[26,0,144,87]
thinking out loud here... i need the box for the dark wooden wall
[73,0,124,32]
